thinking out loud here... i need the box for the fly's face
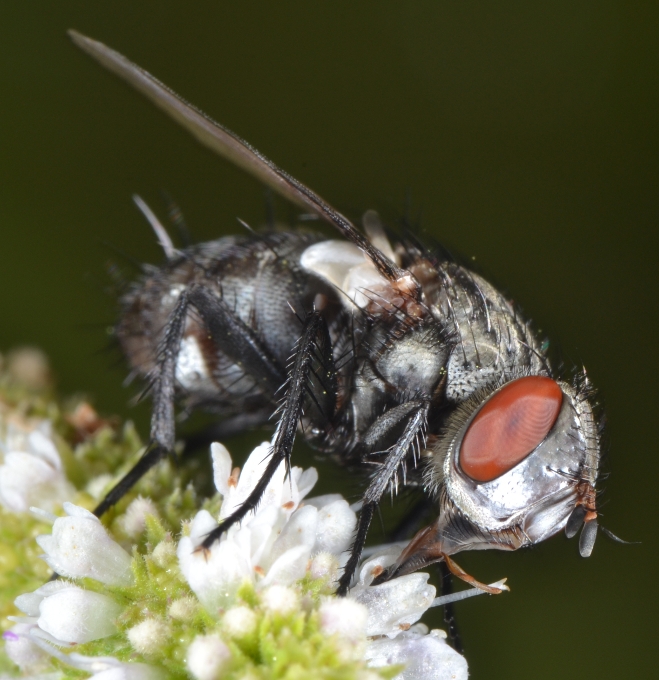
[441,375,600,549]
[385,374,601,581]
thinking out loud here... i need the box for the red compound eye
[460,376,563,482]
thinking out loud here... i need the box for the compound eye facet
[459,376,563,482]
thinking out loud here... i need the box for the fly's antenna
[132,194,177,260]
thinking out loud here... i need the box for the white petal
[261,544,311,587]
[62,502,95,519]
[15,580,75,617]
[0,452,73,513]
[263,505,317,570]
[358,547,402,587]
[14,593,46,618]
[36,505,133,586]
[38,587,122,644]
[364,629,468,680]
[187,510,218,544]
[314,500,357,555]
[177,532,252,612]
[219,441,281,520]
[352,573,436,638]
[292,466,318,500]
[27,430,62,470]
[186,634,231,680]
[210,442,232,497]
[303,493,344,509]
[309,552,340,582]
[247,519,276,567]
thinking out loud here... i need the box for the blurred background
[1,3,657,678]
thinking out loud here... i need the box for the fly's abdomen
[117,231,326,414]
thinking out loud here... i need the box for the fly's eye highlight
[459,376,563,482]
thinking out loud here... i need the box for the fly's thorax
[427,264,548,403]
[424,374,600,551]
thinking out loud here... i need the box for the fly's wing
[68,30,402,282]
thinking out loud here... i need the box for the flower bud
[34,584,122,644]
[127,619,170,656]
[2,624,51,672]
[36,502,133,586]
[186,634,231,680]
[318,597,368,641]
[260,585,299,614]
[222,606,257,639]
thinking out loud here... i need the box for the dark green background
[1,3,657,678]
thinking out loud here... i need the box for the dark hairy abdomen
[117,231,332,414]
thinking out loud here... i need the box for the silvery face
[433,375,600,556]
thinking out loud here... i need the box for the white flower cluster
[0,415,73,514]
[3,436,471,680]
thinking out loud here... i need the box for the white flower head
[178,440,352,612]
[0,419,74,513]
[5,430,474,680]
[35,502,133,586]
[14,580,122,645]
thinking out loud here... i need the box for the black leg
[94,285,286,518]
[385,497,464,652]
[336,402,429,596]
[438,561,464,654]
[94,290,190,517]
[199,311,330,550]
[361,401,426,453]
[187,286,285,399]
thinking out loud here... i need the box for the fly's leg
[387,498,463,652]
[336,402,429,597]
[93,285,286,518]
[187,286,285,399]
[438,561,464,653]
[199,310,334,550]
[93,290,190,517]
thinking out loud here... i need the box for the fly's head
[383,370,601,581]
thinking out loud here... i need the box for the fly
[68,30,605,604]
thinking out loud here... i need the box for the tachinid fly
[69,30,603,600]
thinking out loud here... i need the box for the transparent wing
[68,30,401,281]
